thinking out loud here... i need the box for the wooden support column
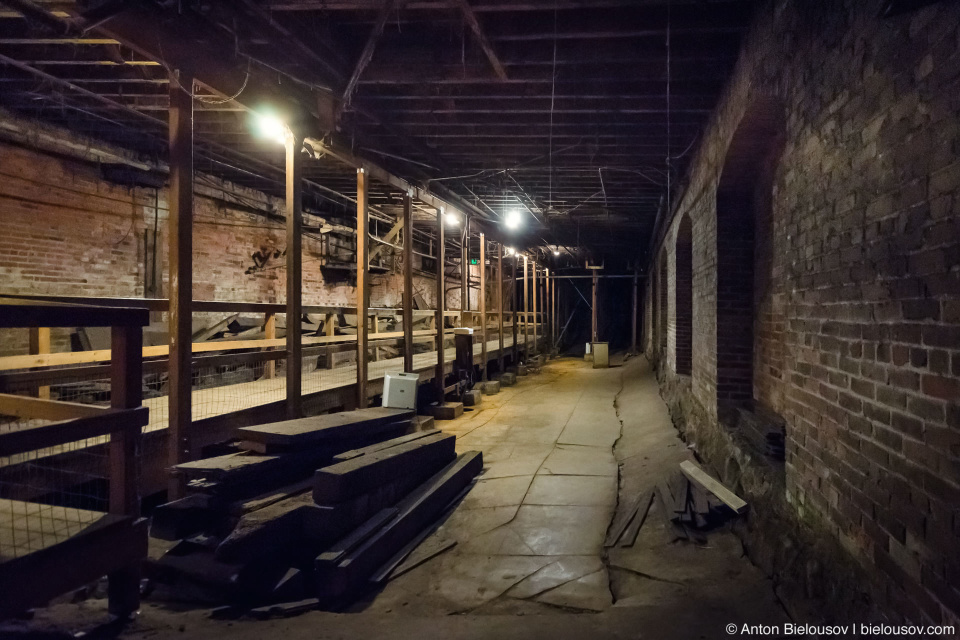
[356,168,369,408]
[511,256,519,365]
[523,255,529,357]
[551,269,557,349]
[531,261,538,355]
[402,193,414,373]
[286,133,303,419]
[28,327,50,398]
[479,232,487,381]
[497,244,504,372]
[107,322,142,616]
[591,270,599,343]
[435,208,446,397]
[544,268,550,352]
[631,269,639,354]
[461,215,470,322]
[168,70,193,498]
[263,312,276,378]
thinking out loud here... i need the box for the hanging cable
[549,7,557,215]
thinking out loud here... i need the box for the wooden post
[402,193,414,373]
[592,270,599,343]
[511,255,519,366]
[107,322,142,616]
[497,244,504,372]
[523,255,529,357]
[435,208,446,397]
[286,133,303,419]
[356,168,369,408]
[461,215,469,324]
[479,232,487,381]
[631,269,639,354]
[28,327,50,398]
[544,268,550,353]
[263,312,276,378]
[168,70,193,498]
[532,262,538,355]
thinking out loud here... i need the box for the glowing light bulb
[553,249,560,256]
[444,212,459,226]
[505,210,522,230]
[254,112,289,145]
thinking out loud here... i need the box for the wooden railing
[0,297,149,619]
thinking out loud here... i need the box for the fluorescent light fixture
[254,112,289,145]
[444,212,459,226]
[504,209,523,230]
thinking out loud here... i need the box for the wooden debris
[316,508,398,568]
[679,460,748,514]
[618,491,653,548]
[604,491,647,548]
[332,429,439,462]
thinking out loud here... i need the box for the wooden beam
[455,0,508,80]
[461,215,470,319]
[28,326,50,399]
[0,393,110,421]
[479,233,487,381]
[511,256,519,365]
[168,69,193,497]
[402,193,414,373]
[531,261,538,355]
[591,270,599,343]
[369,216,404,262]
[631,269,638,354]
[0,406,147,459]
[679,460,748,514]
[435,208,445,397]
[340,0,401,115]
[287,134,304,418]
[497,244,504,372]
[356,168,370,408]
[523,255,529,356]
[264,312,277,378]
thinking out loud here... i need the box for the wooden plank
[603,491,646,548]
[479,232,487,381]
[28,327,50,399]
[0,298,148,328]
[312,432,456,503]
[679,460,748,514]
[619,491,653,548]
[434,206,446,396]
[316,508,398,567]
[238,407,415,449]
[0,393,110,421]
[654,482,688,542]
[332,428,437,461]
[0,407,148,462]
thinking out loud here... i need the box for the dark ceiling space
[0,0,753,265]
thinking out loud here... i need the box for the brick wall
[675,214,693,375]
[645,0,960,625]
[0,138,438,356]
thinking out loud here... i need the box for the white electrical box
[383,372,420,410]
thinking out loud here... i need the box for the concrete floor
[3,355,792,639]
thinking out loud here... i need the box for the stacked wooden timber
[146,407,481,611]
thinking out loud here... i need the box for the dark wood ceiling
[0,0,753,263]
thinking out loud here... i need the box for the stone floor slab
[523,475,618,507]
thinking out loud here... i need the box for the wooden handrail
[0,298,149,328]
[0,406,148,459]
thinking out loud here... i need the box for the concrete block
[517,365,529,376]
[592,342,609,368]
[480,380,500,395]
[463,389,482,406]
[498,372,517,386]
[431,402,464,420]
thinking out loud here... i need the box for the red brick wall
[645,0,960,625]
[675,214,693,376]
[0,139,437,356]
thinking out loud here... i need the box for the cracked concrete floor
[5,355,792,640]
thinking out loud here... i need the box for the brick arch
[675,213,693,375]
[715,96,786,408]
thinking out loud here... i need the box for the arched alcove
[715,97,786,408]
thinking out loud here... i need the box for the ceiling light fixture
[254,111,290,145]
[505,210,523,230]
